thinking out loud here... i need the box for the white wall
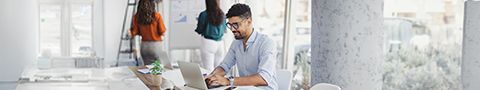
[0,0,38,89]
[104,0,129,65]
[93,0,105,59]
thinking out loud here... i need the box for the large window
[39,4,62,57]
[383,0,463,89]
[233,0,287,67]
[230,0,311,89]
[167,1,312,89]
[290,0,311,90]
[39,0,93,57]
[70,3,93,57]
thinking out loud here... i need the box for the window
[39,0,94,57]
[234,0,311,89]
[167,1,312,89]
[70,3,93,57]
[290,0,311,90]
[39,4,62,57]
[383,0,463,89]
[237,0,287,68]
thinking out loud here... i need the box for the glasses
[226,19,247,31]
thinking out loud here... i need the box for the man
[205,3,278,90]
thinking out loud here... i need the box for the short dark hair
[226,3,251,19]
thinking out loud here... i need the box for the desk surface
[128,66,269,90]
[16,67,149,90]
[128,66,162,90]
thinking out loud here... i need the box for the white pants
[200,38,225,72]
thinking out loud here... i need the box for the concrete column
[0,0,38,89]
[311,0,384,90]
[462,1,480,90]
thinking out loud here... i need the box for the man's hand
[205,67,229,87]
[205,75,229,86]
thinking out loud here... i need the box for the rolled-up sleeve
[130,15,139,37]
[156,13,166,36]
[194,12,206,35]
[257,39,277,89]
[218,42,237,73]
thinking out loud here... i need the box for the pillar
[462,1,480,90]
[311,0,384,90]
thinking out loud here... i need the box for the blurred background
[0,0,474,90]
[13,0,313,90]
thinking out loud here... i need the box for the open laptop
[158,51,173,69]
[178,61,221,90]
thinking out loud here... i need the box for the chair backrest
[310,83,341,90]
[277,70,292,90]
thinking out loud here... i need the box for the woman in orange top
[130,0,166,65]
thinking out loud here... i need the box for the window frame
[38,0,94,57]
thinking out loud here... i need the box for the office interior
[1,0,480,90]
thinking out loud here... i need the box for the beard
[233,31,243,40]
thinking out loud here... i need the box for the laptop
[158,51,173,69]
[178,61,215,90]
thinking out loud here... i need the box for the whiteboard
[168,0,205,49]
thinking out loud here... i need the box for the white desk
[161,69,269,90]
[16,67,149,90]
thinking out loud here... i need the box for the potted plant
[142,60,164,89]
[150,60,164,75]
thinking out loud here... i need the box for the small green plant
[150,60,164,75]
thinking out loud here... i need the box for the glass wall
[230,0,311,89]
[383,0,464,89]
[168,0,312,89]
[290,0,311,89]
[232,0,287,68]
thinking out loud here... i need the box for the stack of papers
[137,68,150,74]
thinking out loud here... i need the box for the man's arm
[206,73,268,86]
[210,67,226,77]
[233,74,267,86]
[205,67,226,85]
[206,42,237,85]
[257,37,278,86]
[237,37,278,86]
[210,38,278,87]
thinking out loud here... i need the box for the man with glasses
[205,3,278,90]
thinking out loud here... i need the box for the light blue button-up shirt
[218,30,278,90]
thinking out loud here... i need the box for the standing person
[130,0,167,65]
[195,0,227,71]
